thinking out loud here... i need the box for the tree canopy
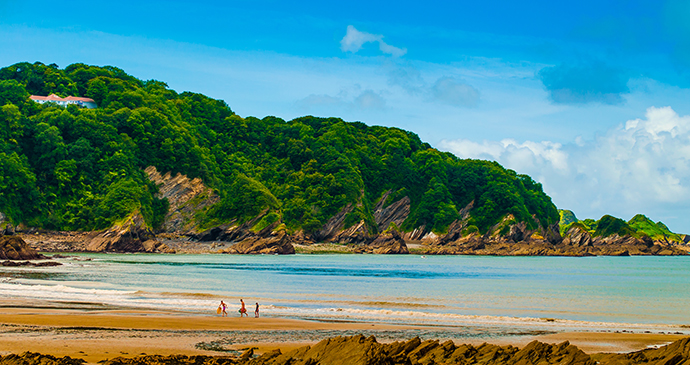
[0,61,559,234]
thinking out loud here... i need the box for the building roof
[30,94,95,103]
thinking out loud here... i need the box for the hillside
[558,210,687,244]
[0,62,559,241]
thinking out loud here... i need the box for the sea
[1,253,689,341]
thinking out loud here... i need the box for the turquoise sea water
[1,254,689,336]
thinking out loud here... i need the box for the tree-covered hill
[0,62,559,236]
[558,210,685,244]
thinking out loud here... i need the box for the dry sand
[0,302,685,364]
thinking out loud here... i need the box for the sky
[2,0,690,232]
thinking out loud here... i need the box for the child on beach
[219,300,227,317]
[239,299,248,317]
[255,302,259,318]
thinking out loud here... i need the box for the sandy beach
[0,300,686,364]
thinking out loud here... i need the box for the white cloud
[340,25,407,57]
[439,106,690,231]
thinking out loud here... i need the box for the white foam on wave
[0,282,217,312]
[261,305,690,333]
[1,281,687,335]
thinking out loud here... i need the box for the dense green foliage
[627,214,683,242]
[558,209,578,227]
[560,212,684,242]
[0,62,559,234]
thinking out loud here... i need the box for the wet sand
[0,301,685,364]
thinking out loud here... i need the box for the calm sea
[1,254,689,337]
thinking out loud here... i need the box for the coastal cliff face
[145,166,219,233]
[131,174,687,255]
[22,168,686,256]
[5,335,690,365]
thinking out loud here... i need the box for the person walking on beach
[219,300,227,317]
[239,299,248,317]
[255,302,260,318]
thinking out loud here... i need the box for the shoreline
[17,230,690,256]
[0,303,686,364]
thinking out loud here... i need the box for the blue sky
[2,0,690,231]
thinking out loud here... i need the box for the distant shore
[0,299,686,364]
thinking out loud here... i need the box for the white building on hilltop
[30,94,97,109]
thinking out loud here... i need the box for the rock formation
[6,335,690,365]
[0,235,42,260]
[84,213,174,253]
[368,230,409,254]
[145,166,220,233]
[72,170,678,256]
[416,212,687,257]
[221,232,295,255]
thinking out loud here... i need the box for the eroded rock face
[221,232,295,255]
[313,203,354,242]
[373,192,410,232]
[369,230,409,254]
[0,236,42,260]
[84,214,173,253]
[145,166,220,233]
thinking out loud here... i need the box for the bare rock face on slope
[0,235,42,260]
[145,166,219,233]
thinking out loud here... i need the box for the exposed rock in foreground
[1,260,61,267]
[4,336,690,365]
[0,235,43,260]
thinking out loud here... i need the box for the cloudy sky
[2,0,690,231]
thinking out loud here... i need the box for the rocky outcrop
[417,213,686,257]
[313,203,355,242]
[141,168,687,256]
[1,260,61,267]
[0,235,43,260]
[220,232,295,255]
[84,213,174,253]
[0,352,86,365]
[373,191,410,232]
[368,230,409,254]
[596,337,690,365]
[145,166,219,232]
[193,212,295,255]
[4,335,690,365]
[309,191,412,247]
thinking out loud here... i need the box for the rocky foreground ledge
[1,335,689,365]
